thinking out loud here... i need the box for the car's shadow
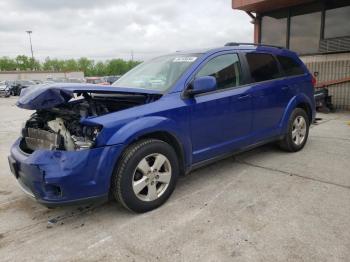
[12,143,283,229]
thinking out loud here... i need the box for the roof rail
[224,42,284,49]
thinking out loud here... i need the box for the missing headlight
[71,125,102,151]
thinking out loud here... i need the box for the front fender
[106,116,192,167]
[279,93,314,134]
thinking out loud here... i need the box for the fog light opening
[44,185,62,197]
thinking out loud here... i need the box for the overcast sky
[0,0,252,61]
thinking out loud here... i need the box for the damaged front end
[9,83,162,206]
[17,83,162,153]
[21,101,102,153]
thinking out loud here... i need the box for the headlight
[83,125,102,141]
[71,136,94,150]
[71,125,102,151]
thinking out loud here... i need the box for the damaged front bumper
[8,138,124,207]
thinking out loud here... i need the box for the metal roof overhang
[232,0,315,13]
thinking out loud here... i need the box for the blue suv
[8,43,315,212]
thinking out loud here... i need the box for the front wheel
[111,139,179,213]
[279,108,310,152]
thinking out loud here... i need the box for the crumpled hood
[17,83,162,110]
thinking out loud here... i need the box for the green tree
[107,59,127,75]
[43,57,64,71]
[94,61,107,76]
[0,55,141,76]
[63,59,79,72]
[0,57,17,71]
[15,55,31,70]
[30,58,41,70]
[127,60,141,71]
[77,57,94,76]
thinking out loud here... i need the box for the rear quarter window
[245,53,281,83]
[277,55,305,77]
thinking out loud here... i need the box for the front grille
[23,128,62,151]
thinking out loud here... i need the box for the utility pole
[26,30,34,69]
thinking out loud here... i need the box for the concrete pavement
[0,97,349,261]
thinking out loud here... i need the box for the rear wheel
[279,108,310,152]
[111,139,179,213]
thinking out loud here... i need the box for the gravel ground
[0,96,349,262]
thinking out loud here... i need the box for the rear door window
[277,55,305,77]
[245,53,281,82]
[196,53,241,90]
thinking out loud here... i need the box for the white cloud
[0,0,253,61]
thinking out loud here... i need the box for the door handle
[281,86,289,91]
[238,94,251,100]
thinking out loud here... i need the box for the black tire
[279,108,310,152]
[111,139,179,213]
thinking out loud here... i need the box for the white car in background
[0,81,11,97]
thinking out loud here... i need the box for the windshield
[113,54,200,91]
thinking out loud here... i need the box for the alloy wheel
[132,153,172,201]
[292,116,307,145]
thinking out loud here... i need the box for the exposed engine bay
[20,94,156,153]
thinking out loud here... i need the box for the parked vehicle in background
[85,77,109,85]
[8,43,315,213]
[49,78,68,83]
[103,75,121,84]
[46,78,85,83]
[0,81,11,97]
[314,87,334,112]
[9,80,36,96]
[43,80,56,84]
[32,80,43,84]
[66,78,85,83]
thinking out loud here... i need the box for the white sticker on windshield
[173,57,197,63]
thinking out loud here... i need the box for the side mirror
[186,76,217,97]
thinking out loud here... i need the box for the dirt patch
[0,197,39,213]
